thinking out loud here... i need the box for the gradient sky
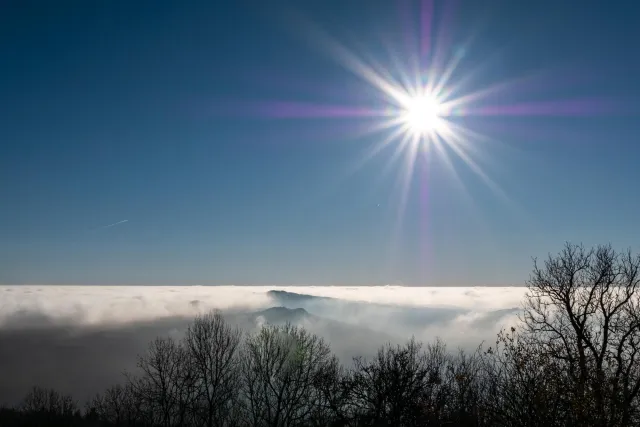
[1,0,639,286]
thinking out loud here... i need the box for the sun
[399,93,444,137]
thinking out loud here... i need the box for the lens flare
[400,93,446,138]
[209,0,613,282]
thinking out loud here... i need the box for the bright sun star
[400,93,444,137]
[237,2,596,249]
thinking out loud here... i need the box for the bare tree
[347,338,452,426]
[311,357,353,426]
[20,386,77,417]
[18,386,79,426]
[184,310,242,427]
[127,336,196,427]
[444,346,486,426]
[89,383,145,426]
[239,323,336,427]
[521,242,640,426]
[482,328,572,427]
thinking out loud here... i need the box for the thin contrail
[100,219,129,229]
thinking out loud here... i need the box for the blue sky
[1,0,639,286]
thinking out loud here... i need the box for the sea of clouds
[0,285,526,325]
[0,285,527,406]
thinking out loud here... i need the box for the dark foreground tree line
[1,243,639,427]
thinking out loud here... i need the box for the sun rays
[208,0,613,280]
[400,93,444,136]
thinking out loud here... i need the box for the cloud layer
[0,285,526,326]
[0,285,527,406]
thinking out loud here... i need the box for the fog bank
[0,286,526,406]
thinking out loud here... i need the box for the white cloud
[0,285,527,351]
[0,285,526,327]
[0,285,529,404]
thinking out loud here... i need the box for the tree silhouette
[127,337,196,427]
[482,327,572,427]
[88,383,144,426]
[2,243,640,427]
[20,386,77,416]
[183,310,242,427]
[521,243,640,426]
[239,323,337,427]
[347,338,456,426]
[16,386,81,426]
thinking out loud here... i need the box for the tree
[520,243,640,426]
[183,310,242,427]
[239,323,337,427]
[310,357,353,426]
[347,338,456,426]
[127,337,196,427]
[88,383,143,426]
[482,327,572,427]
[445,347,486,426]
[19,386,80,426]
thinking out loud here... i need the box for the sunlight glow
[219,2,609,283]
[400,93,445,137]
